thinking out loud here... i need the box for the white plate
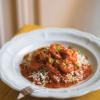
[0,28,100,98]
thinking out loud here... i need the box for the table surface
[0,25,100,100]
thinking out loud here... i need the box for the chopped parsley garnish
[56,44,61,52]
[77,48,81,54]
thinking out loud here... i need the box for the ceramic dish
[0,28,100,98]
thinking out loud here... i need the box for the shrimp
[61,48,77,63]
[46,63,60,75]
[58,62,68,74]
[49,44,63,59]
[34,50,48,64]
[58,61,74,74]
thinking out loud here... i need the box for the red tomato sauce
[20,43,92,88]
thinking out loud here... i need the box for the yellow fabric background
[18,25,100,100]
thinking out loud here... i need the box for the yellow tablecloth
[18,25,100,100]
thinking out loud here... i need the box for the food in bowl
[20,43,92,88]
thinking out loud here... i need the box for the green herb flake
[56,44,61,52]
[77,48,81,54]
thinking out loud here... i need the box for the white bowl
[0,28,100,98]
